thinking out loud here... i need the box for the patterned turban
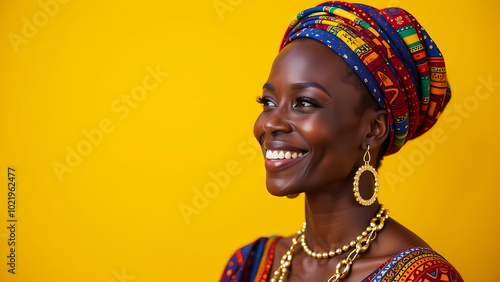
[280,1,450,155]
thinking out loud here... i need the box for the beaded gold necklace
[271,205,389,282]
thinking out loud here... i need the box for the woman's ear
[363,108,389,150]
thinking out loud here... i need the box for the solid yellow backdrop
[0,0,499,281]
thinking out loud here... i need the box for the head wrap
[280,1,450,155]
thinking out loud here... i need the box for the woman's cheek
[297,115,337,145]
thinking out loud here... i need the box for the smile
[266,150,305,160]
[264,149,308,172]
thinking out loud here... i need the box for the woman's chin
[266,189,289,197]
[265,179,301,197]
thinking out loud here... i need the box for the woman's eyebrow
[263,83,274,91]
[263,82,330,97]
[291,82,330,97]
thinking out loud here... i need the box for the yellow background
[0,0,499,281]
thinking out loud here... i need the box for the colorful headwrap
[280,1,450,155]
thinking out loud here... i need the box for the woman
[220,2,463,281]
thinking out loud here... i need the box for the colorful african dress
[220,236,463,282]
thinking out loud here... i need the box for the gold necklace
[270,205,389,282]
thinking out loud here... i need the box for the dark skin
[253,39,429,281]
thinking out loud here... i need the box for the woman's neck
[303,180,380,254]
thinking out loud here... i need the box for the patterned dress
[220,236,463,282]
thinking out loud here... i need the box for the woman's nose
[263,109,292,135]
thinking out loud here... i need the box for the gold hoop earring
[353,145,379,206]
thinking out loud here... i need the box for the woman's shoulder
[378,217,431,252]
[365,246,463,282]
[220,236,282,282]
[361,218,463,281]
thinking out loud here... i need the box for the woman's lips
[264,149,308,172]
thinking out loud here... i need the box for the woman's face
[253,39,371,197]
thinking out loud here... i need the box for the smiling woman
[255,39,386,199]
[220,1,463,282]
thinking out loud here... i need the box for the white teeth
[272,151,279,159]
[278,151,285,159]
[265,150,306,160]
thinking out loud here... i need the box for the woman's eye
[299,100,313,107]
[257,96,320,110]
[294,97,318,108]
[256,96,276,107]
